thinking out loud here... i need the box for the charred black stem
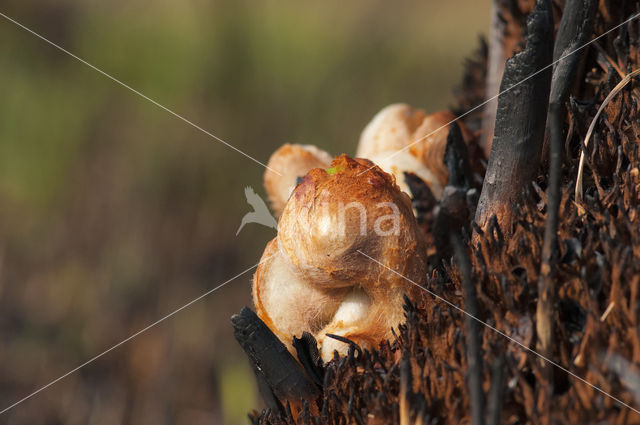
[482,0,531,157]
[537,0,596,381]
[433,122,473,261]
[486,356,505,425]
[475,0,554,233]
[232,307,320,410]
[399,351,412,425]
[536,104,562,372]
[292,332,325,389]
[452,234,484,425]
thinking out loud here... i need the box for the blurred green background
[0,1,489,424]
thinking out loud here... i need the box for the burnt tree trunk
[474,0,554,234]
[481,0,533,157]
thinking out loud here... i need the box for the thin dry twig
[575,68,640,210]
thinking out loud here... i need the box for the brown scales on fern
[234,0,640,423]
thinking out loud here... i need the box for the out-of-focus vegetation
[0,1,489,424]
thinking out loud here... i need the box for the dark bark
[452,234,484,425]
[481,0,533,157]
[431,122,485,425]
[475,0,554,233]
[536,0,596,389]
[292,332,325,389]
[433,122,474,260]
[486,356,505,425]
[231,307,320,412]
